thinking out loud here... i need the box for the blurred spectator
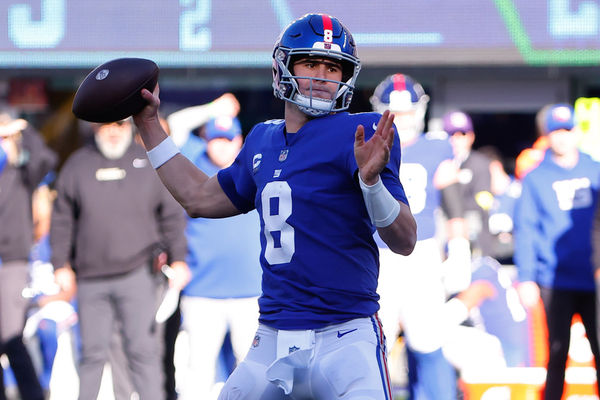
[370,74,470,399]
[444,110,495,259]
[477,145,522,264]
[514,103,600,399]
[167,92,241,150]
[167,97,262,400]
[22,178,79,398]
[50,118,189,400]
[158,93,242,399]
[0,105,56,400]
[442,275,507,374]
[443,256,531,371]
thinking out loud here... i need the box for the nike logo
[337,328,358,338]
[372,123,378,131]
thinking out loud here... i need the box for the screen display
[1,0,598,68]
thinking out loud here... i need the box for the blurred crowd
[1,80,600,400]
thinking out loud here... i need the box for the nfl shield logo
[279,149,289,162]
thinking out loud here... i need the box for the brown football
[72,58,159,123]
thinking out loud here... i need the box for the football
[72,58,159,123]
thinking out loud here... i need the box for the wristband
[359,174,401,228]
[146,137,180,169]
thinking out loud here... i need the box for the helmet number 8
[324,29,333,43]
[261,181,295,264]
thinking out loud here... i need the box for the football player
[371,74,471,399]
[133,13,417,400]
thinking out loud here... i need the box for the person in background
[443,110,495,259]
[160,92,242,399]
[174,116,262,400]
[0,106,56,400]
[370,73,470,399]
[133,12,417,399]
[50,118,189,400]
[477,145,522,265]
[514,103,600,399]
[442,256,531,372]
[22,177,79,398]
[166,92,241,152]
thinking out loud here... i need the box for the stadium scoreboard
[1,0,600,68]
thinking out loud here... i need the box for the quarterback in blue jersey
[134,13,416,400]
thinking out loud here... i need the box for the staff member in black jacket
[50,118,189,400]
[0,106,56,400]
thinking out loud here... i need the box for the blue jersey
[401,132,453,241]
[375,132,452,248]
[514,150,600,291]
[181,135,262,299]
[218,112,407,329]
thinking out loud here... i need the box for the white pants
[377,239,447,353]
[179,296,259,400]
[218,316,392,400]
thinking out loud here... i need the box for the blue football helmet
[370,74,429,141]
[272,13,361,117]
